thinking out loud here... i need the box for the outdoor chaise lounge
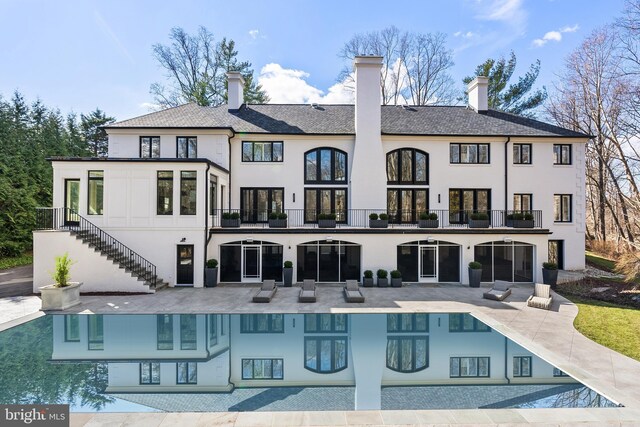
[482,280,512,301]
[527,283,553,310]
[344,280,365,303]
[299,279,316,303]
[252,280,277,303]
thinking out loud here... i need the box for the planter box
[369,219,388,229]
[283,268,293,287]
[468,268,482,288]
[268,219,287,228]
[512,220,535,228]
[221,219,240,228]
[205,267,218,288]
[418,219,439,228]
[318,219,336,228]
[469,219,490,229]
[377,278,389,288]
[362,277,374,287]
[542,268,558,288]
[391,277,403,287]
[39,282,82,310]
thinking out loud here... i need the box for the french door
[449,189,491,224]
[419,245,438,282]
[240,188,284,223]
[64,179,80,226]
[242,245,261,282]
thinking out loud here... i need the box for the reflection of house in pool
[50,313,615,411]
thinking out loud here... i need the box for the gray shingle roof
[106,103,588,138]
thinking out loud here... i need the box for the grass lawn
[585,251,616,272]
[565,295,640,362]
[0,253,33,270]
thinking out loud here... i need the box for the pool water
[0,313,618,412]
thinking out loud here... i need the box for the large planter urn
[542,268,558,288]
[205,267,218,287]
[283,268,293,287]
[39,282,82,310]
[391,277,403,287]
[468,268,482,288]
[377,278,389,288]
[362,277,374,287]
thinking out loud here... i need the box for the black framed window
[140,362,160,384]
[513,356,532,377]
[304,314,348,333]
[450,357,490,377]
[140,136,160,158]
[387,314,429,332]
[553,368,569,377]
[513,194,532,212]
[387,189,429,223]
[207,315,217,347]
[448,189,491,224]
[240,314,284,333]
[177,136,197,158]
[553,144,572,165]
[64,315,80,342]
[210,175,217,215]
[304,337,348,373]
[513,144,532,164]
[176,362,197,384]
[304,188,347,223]
[386,148,428,184]
[242,141,283,162]
[450,143,490,164]
[554,194,572,222]
[305,148,347,183]
[180,171,197,215]
[180,315,197,350]
[242,359,284,380]
[387,336,429,373]
[449,314,491,332]
[241,188,284,223]
[88,171,104,215]
[88,315,104,350]
[157,314,173,350]
[157,171,173,215]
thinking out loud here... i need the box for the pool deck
[2,283,640,426]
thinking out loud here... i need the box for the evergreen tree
[80,109,115,157]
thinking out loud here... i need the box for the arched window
[387,148,429,184]
[305,148,347,184]
[386,336,429,373]
[304,337,348,373]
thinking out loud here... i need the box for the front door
[419,246,438,282]
[64,179,80,226]
[242,245,261,282]
[176,245,194,285]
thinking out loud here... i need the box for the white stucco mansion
[33,56,588,292]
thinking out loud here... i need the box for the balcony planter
[205,259,218,288]
[469,213,490,229]
[40,282,82,310]
[318,213,336,229]
[268,213,288,228]
[221,212,240,228]
[542,262,558,289]
[376,269,388,288]
[283,261,293,287]
[390,270,402,288]
[362,270,374,287]
[507,213,534,228]
[468,261,482,288]
[418,213,439,228]
[512,220,535,228]
[369,213,389,228]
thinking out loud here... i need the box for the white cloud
[476,0,526,24]
[560,24,580,33]
[453,31,475,39]
[139,102,160,111]
[532,24,579,47]
[248,29,260,39]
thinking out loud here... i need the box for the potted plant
[318,213,337,228]
[377,269,389,288]
[390,270,403,287]
[542,262,558,288]
[468,261,482,288]
[362,270,374,287]
[513,212,535,228]
[283,260,293,287]
[418,212,439,228]
[469,212,490,228]
[369,213,389,228]
[205,259,218,288]
[269,212,287,228]
[39,253,82,310]
[221,212,240,228]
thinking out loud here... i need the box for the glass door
[176,245,194,286]
[419,246,437,282]
[242,245,261,282]
[64,179,80,226]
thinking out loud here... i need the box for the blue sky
[0,0,625,120]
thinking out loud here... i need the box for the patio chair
[482,280,512,301]
[527,283,553,310]
[299,279,316,303]
[252,280,277,303]
[344,279,365,303]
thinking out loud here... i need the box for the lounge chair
[252,280,277,303]
[299,279,316,303]
[344,280,365,303]
[482,280,512,301]
[527,283,553,310]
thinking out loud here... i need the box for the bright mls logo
[2,405,69,426]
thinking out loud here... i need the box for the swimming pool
[0,313,618,412]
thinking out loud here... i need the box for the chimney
[467,76,489,112]
[227,71,245,110]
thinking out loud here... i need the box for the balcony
[210,209,543,231]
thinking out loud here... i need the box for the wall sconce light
[503,237,512,243]
[326,236,333,243]
[293,193,295,203]
[246,237,253,243]
[427,236,435,243]
[467,245,471,250]
[438,194,441,203]
[180,237,186,242]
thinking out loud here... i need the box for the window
[304,188,347,223]
[176,362,197,384]
[241,188,284,223]
[207,315,217,346]
[242,141,283,162]
[88,171,104,215]
[140,136,160,158]
[180,171,197,215]
[177,137,197,158]
[64,315,80,342]
[386,149,429,184]
[240,314,284,333]
[448,314,491,332]
[157,315,173,350]
[553,144,572,165]
[387,189,429,223]
[88,315,104,350]
[513,144,532,164]
[242,359,284,380]
[513,356,532,377]
[387,336,429,373]
[157,171,173,215]
[297,240,361,283]
[140,362,160,384]
[474,241,534,283]
[449,357,490,377]
[304,314,348,333]
[304,337,348,373]
[387,314,429,332]
[180,315,197,350]
[449,189,491,224]
[554,194,572,222]
[305,148,347,183]
[210,175,217,215]
[513,194,532,212]
[450,143,490,164]
[553,368,570,377]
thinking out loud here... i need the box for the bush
[543,262,557,270]
[206,259,218,268]
[230,212,240,220]
[390,270,402,279]
[470,212,489,220]
[468,261,482,270]
[369,213,378,220]
[377,269,388,279]
[0,242,24,258]
[428,212,438,220]
[363,270,373,278]
[222,212,231,220]
[278,212,287,220]
[524,212,534,220]
[284,260,293,268]
[269,212,279,220]
[51,253,74,287]
[615,251,640,281]
[318,213,336,220]
[379,213,389,220]
[420,212,429,220]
